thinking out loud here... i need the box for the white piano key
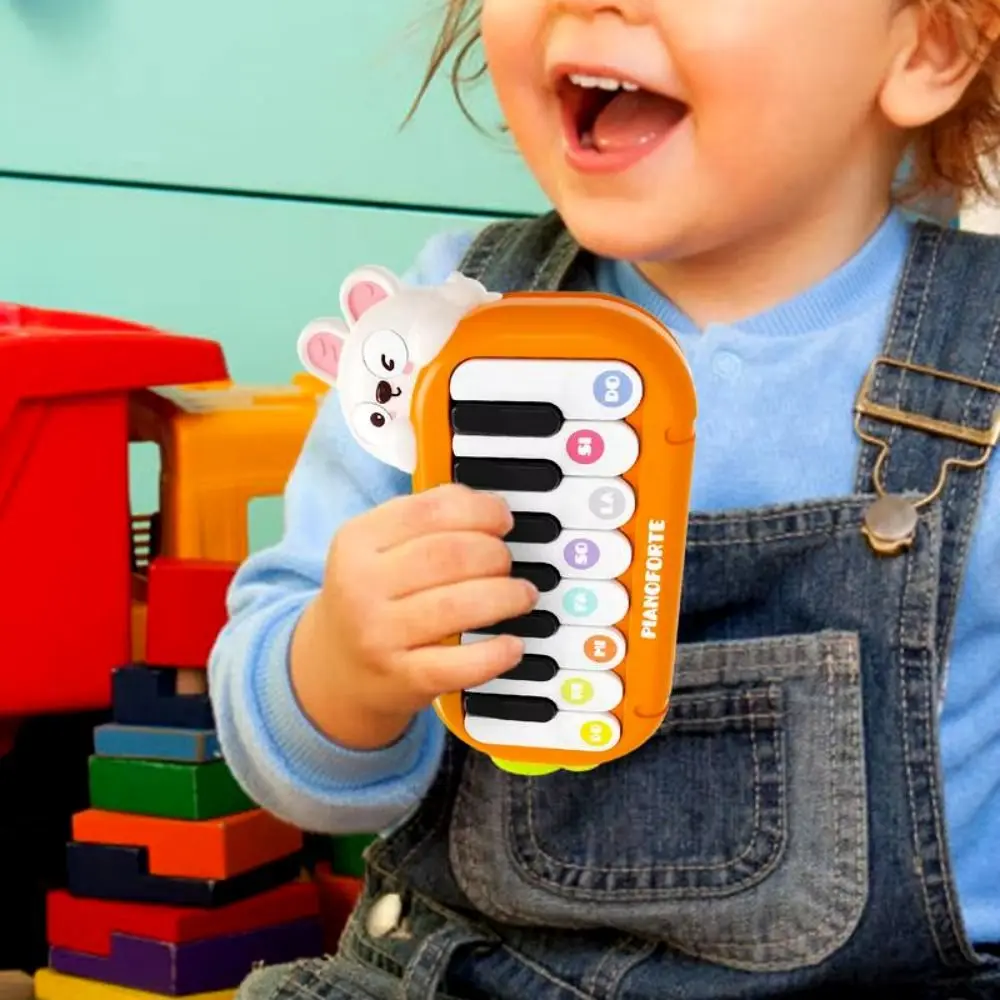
[450,359,643,421]
[470,668,624,712]
[492,477,635,531]
[535,579,629,627]
[507,530,632,581]
[463,625,627,672]
[453,421,639,478]
[465,711,622,752]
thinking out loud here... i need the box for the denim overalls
[241,216,1000,999]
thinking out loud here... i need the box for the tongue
[592,90,684,153]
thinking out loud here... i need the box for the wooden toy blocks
[49,917,323,995]
[72,809,303,880]
[88,757,253,821]
[144,559,235,670]
[93,724,221,763]
[47,882,320,956]
[111,667,214,730]
[66,843,303,908]
[34,968,234,999]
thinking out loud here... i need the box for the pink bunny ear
[339,266,402,324]
[297,318,348,383]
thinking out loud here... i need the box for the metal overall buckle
[853,356,1000,555]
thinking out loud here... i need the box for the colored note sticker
[593,370,633,408]
[584,633,619,664]
[581,719,615,748]
[588,486,628,521]
[566,429,605,465]
[563,587,598,618]
[564,538,600,570]
[560,677,595,706]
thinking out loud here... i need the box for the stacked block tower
[36,665,324,1000]
[35,565,325,1000]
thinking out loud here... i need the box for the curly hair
[407,0,1000,204]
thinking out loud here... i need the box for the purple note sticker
[564,538,600,571]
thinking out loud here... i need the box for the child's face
[481,0,907,263]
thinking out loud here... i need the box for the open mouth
[557,72,689,158]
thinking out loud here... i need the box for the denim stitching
[853,221,922,493]
[667,641,865,967]
[688,525,860,547]
[370,742,461,880]
[896,514,954,967]
[400,929,451,998]
[880,225,943,483]
[497,944,597,1000]
[520,697,778,878]
[581,936,658,1000]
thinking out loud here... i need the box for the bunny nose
[376,380,393,404]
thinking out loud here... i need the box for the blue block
[93,723,221,763]
[112,666,214,730]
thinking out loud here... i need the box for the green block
[88,756,254,820]
[329,833,376,878]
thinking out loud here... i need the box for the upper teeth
[568,73,639,92]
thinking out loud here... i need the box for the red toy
[144,559,235,669]
[0,306,226,729]
[0,303,321,755]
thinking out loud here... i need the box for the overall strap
[458,211,597,292]
[854,220,1000,666]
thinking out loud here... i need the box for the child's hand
[290,484,536,750]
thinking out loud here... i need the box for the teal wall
[0,1,546,548]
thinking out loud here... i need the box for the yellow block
[35,969,235,1000]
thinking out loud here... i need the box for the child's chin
[556,203,695,265]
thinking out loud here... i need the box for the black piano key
[501,655,559,683]
[477,610,560,639]
[511,562,560,592]
[453,457,562,492]
[464,693,558,724]
[505,512,561,544]
[450,400,564,437]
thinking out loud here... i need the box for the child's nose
[556,0,647,21]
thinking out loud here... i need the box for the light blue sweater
[209,211,1000,944]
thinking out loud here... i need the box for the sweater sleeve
[208,229,475,834]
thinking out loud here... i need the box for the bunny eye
[362,329,408,378]
[351,403,391,443]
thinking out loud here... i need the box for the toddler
[211,1,1000,996]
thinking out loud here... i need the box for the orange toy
[412,293,697,775]
[297,274,697,777]
[72,808,303,880]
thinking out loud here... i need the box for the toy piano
[298,266,697,776]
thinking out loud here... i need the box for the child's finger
[402,634,525,699]
[357,484,513,553]
[382,530,512,598]
[393,576,538,649]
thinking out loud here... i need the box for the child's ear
[297,318,349,383]
[881,2,1000,127]
[339,266,402,325]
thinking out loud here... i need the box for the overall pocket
[449,631,869,972]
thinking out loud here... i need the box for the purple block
[50,917,323,995]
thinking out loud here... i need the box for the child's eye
[351,402,392,442]
[362,329,408,377]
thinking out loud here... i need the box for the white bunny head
[297,266,500,472]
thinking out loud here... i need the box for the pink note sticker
[566,429,605,465]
